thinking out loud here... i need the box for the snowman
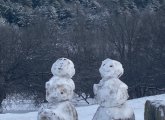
[38,58,78,120]
[93,58,135,120]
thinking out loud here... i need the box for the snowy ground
[0,94,165,120]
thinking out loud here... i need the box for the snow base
[92,103,135,120]
[38,101,78,120]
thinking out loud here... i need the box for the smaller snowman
[38,58,78,120]
[93,58,135,120]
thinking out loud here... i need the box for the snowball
[46,80,74,103]
[51,58,75,78]
[99,58,124,79]
[38,108,58,120]
[94,78,129,107]
[38,101,78,120]
[92,103,135,120]
[46,76,75,91]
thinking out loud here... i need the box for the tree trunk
[0,104,2,113]
[0,84,6,113]
[145,100,165,120]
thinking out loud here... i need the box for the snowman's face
[46,82,73,103]
[99,59,124,79]
[51,58,75,78]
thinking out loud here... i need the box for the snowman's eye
[110,65,113,67]
[61,92,64,94]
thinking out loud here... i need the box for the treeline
[0,0,165,27]
[0,1,165,110]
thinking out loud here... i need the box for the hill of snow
[0,94,165,120]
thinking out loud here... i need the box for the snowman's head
[46,82,74,103]
[99,58,124,79]
[51,58,75,78]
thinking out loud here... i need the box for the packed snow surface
[1,94,165,120]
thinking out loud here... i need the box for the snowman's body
[94,78,129,107]
[38,58,78,120]
[46,76,75,103]
[93,59,135,120]
[46,76,75,90]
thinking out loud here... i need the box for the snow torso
[94,78,129,107]
[46,76,75,90]
[45,77,75,103]
[46,76,75,103]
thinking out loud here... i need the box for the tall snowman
[38,58,78,120]
[93,58,135,120]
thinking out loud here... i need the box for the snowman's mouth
[58,68,62,70]
[102,69,110,73]
[50,96,58,101]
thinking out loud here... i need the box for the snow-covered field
[0,94,165,120]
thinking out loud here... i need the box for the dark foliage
[0,0,165,110]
